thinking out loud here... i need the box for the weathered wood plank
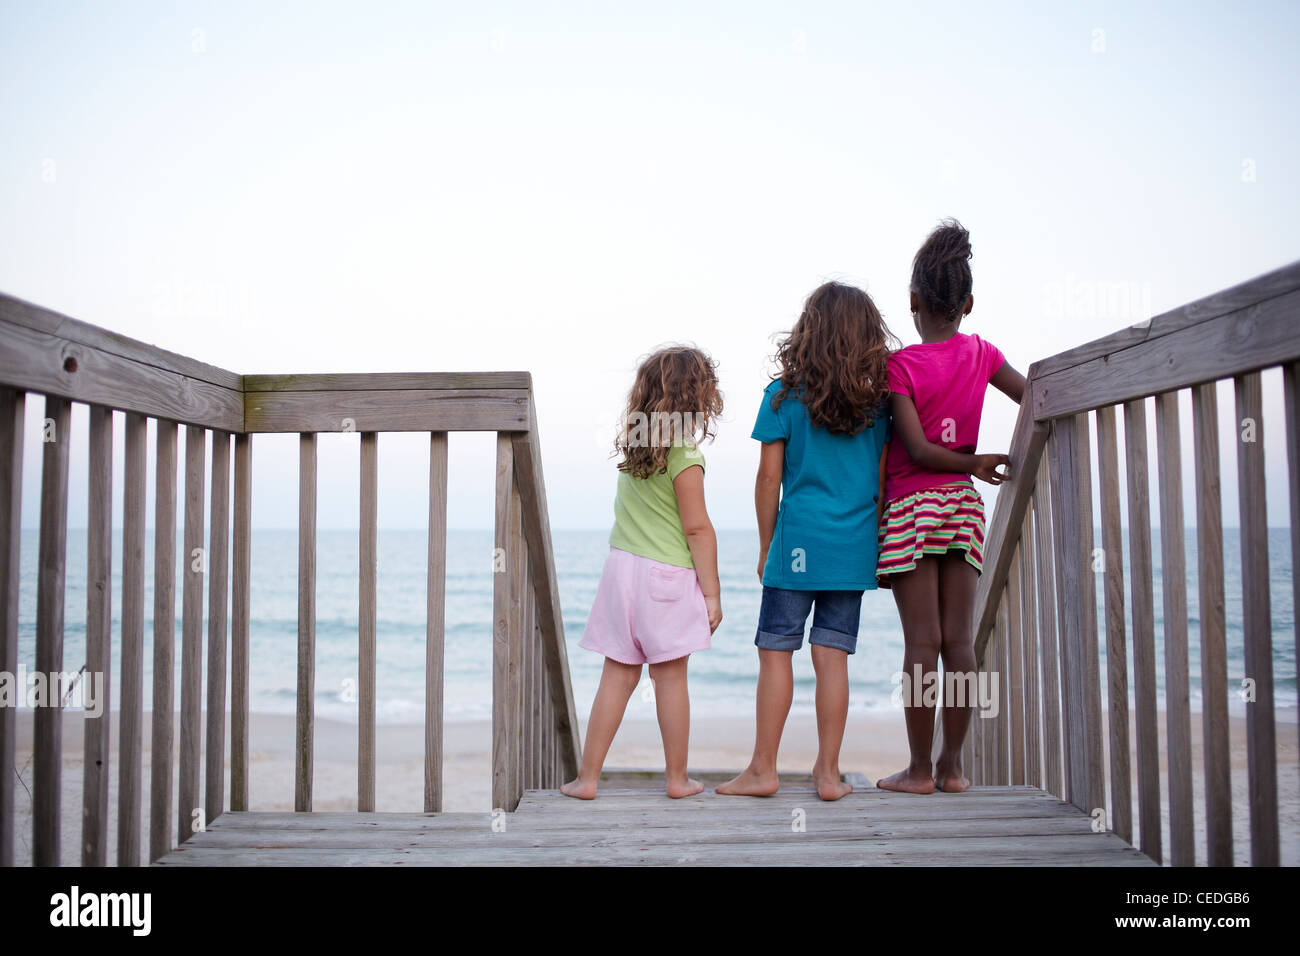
[0,389,20,868]
[1032,463,1062,799]
[1285,362,1300,770]
[243,372,531,391]
[1006,550,1024,786]
[1191,382,1232,866]
[1123,398,1161,863]
[1049,413,1104,815]
[83,404,113,865]
[230,433,251,812]
[1095,404,1132,844]
[296,433,317,812]
[1033,285,1300,420]
[205,430,231,825]
[425,432,448,813]
[1154,391,1194,865]
[1020,506,1041,790]
[118,411,146,866]
[0,312,242,431]
[33,395,71,866]
[511,405,582,776]
[178,426,206,845]
[493,434,517,812]
[150,420,178,863]
[243,388,529,434]
[1233,372,1279,866]
[359,432,377,813]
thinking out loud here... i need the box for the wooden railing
[0,293,581,866]
[955,260,1300,866]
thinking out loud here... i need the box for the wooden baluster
[995,595,1008,786]
[1020,506,1041,790]
[205,430,231,825]
[0,389,20,868]
[493,434,519,811]
[296,432,317,812]
[1155,392,1194,864]
[1285,362,1300,773]
[178,426,206,844]
[150,420,178,863]
[1191,383,1232,865]
[359,432,377,812]
[1096,405,1132,845]
[510,476,525,804]
[83,404,113,865]
[230,433,252,813]
[118,412,146,865]
[1033,464,1062,799]
[1234,372,1279,866]
[1123,399,1161,863]
[1049,413,1104,815]
[34,395,71,866]
[1006,550,1024,785]
[425,432,448,813]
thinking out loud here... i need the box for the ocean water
[8,527,1297,724]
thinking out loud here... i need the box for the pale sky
[2,0,1297,531]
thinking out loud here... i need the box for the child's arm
[674,464,722,633]
[890,393,1009,485]
[991,361,1027,404]
[754,440,783,582]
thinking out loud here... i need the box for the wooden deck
[153,772,1155,867]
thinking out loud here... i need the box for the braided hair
[911,218,972,321]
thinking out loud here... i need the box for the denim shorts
[754,587,864,654]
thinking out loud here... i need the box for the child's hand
[705,593,723,634]
[973,453,1011,485]
[756,554,766,582]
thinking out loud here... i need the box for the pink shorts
[578,547,712,665]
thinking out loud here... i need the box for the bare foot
[813,766,852,801]
[666,777,704,798]
[934,761,970,793]
[715,766,780,796]
[560,778,597,800]
[876,767,936,794]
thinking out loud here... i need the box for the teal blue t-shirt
[752,379,890,590]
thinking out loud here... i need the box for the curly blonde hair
[615,346,724,480]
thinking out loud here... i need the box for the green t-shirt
[608,443,705,568]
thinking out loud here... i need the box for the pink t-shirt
[883,332,1006,505]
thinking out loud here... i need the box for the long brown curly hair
[615,346,724,480]
[770,281,895,435]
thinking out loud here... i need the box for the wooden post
[1155,391,1194,865]
[205,430,231,825]
[1284,362,1300,771]
[1006,550,1024,786]
[1095,405,1132,845]
[425,432,448,813]
[1033,464,1062,799]
[1123,398,1161,863]
[178,426,206,845]
[83,404,113,865]
[34,395,71,866]
[1191,383,1232,865]
[1020,507,1041,790]
[118,413,146,865]
[296,432,317,812]
[0,389,23,868]
[1234,372,1279,866]
[493,434,521,811]
[359,432,377,812]
[230,433,252,812]
[150,420,178,863]
[1049,413,1104,815]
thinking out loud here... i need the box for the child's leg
[934,551,979,792]
[810,643,852,801]
[877,559,942,793]
[715,649,794,795]
[561,657,642,799]
[647,654,703,798]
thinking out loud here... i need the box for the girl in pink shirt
[875,219,1026,795]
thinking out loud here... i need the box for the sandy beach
[8,708,1297,866]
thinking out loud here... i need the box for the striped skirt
[876,483,986,587]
